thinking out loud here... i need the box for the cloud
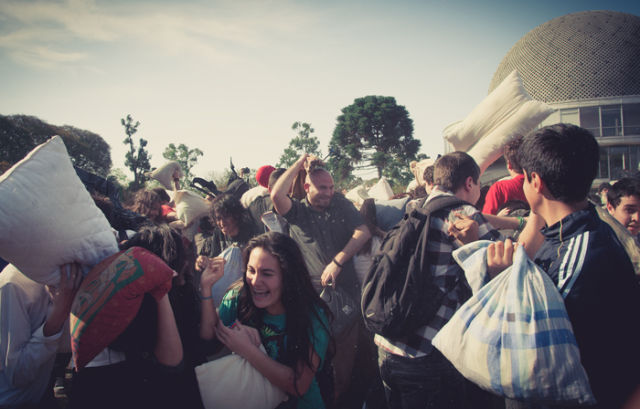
[0,0,315,69]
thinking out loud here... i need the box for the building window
[579,106,600,137]
[597,145,640,180]
[623,103,640,136]
[601,105,622,137]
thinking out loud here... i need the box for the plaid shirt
[375,188,501,358]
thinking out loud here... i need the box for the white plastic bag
[434,244,595,405]
[195,345,287,409]
[210,245,243,306]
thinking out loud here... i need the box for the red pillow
[70,247,173,369]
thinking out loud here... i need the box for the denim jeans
[377,347,468,409]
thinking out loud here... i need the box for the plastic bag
[319,284,358,337]
[434,243,595,405]
[195,345,287,409]
[210,245,243,306]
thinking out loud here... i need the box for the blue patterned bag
[433,242,595,405]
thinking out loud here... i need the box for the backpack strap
[420,194,468,215]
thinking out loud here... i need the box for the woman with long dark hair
[199,232,333,408]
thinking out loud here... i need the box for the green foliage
[0,114,112,176]
[277,121,322,168]
[121,114,151,189]
[328,96,420,187]
[162,143,204,187]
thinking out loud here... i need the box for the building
[475,10,640,184]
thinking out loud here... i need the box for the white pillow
[0,136,119,285]
[468,100,556,173]
[443,70,555,171]
[174,190,210,227]
[240,185,269,208]
[196,345,287,409]
[410,158,435,186]
[345,184,369,208]
[149,161,183,190]
[368,177,394,201]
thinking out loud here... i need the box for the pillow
[240,185,269,208]
[409,158,435,186]
[70,247,174,370]
[174,190,210,227]
[196,345,287,409]
[0,136,119,286]
[468,100,556,173]
[345,184,369,207]
[443,70,555,171]
[367,177,394,201]
[149,161,183,190]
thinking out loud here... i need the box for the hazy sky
[2,0,639,181]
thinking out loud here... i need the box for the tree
[121,114,151,189]
[277,121,322,168]
[162,143,204,186]
[328,96,420,187]
[0,114,112,176]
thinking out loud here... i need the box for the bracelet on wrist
[517,216,526,231]
[199,293,214,300]
[332,258,343,268]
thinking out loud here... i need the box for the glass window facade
[597,145,640,179]
[623,103,640,136]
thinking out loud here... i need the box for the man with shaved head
[271,154,371,295]
[271,153,373,407]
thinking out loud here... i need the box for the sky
[2,0,640,182]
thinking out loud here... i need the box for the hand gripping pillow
[149,161,183,190]
[195,345,288,409]
[443,70,554,172]
[174,190,210,227]
[70,247,174,369]
[434,243,595,405]
[0,136,119,285]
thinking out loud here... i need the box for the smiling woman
[198,232,334,409]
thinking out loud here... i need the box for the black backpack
[361,195,466,340]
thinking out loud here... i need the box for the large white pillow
[240,185,269,208]
[149,161,183,190]
[443,70,555,171]
[196,345,287,409]
[468,100,556,173]
[368,177,394,201]
[174,190,210,227]
[0,136,119,285]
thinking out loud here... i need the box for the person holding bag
[198,232,333,409]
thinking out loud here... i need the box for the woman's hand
[198,256,225,290]
[215,320,261,358]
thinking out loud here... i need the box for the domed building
[480,10,640,182]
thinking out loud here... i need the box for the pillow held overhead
[70,247,174,370]
[0,136,119,285]
[174,190,210,227]
[443,70,555,172]
[149,161,183,190]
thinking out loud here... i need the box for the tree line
[1,95,427,195]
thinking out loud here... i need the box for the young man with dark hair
[606,177,640,236]
[482,134,527,215]
[376,151,501,409]
[422,165,435,195]
[488,124,640,409]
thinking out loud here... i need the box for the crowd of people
[1,122,640,409]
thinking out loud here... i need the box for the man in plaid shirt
[375,152,501,409]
